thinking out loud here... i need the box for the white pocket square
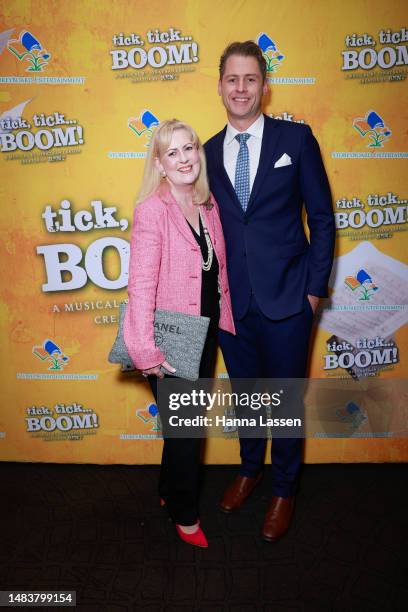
[274,153,292,168]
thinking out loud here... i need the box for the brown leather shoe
[262,496,295,542]
[219,473,262,513]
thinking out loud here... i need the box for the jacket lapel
[200,204,216,246]
[247,116,281,210]
[212,127,243,212]
[165,199,197,247]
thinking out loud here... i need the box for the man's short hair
[219,41,267,81]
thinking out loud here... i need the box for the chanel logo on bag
[154,332,164,346]
[153,322,182,335]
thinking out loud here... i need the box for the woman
[123,119,235,548]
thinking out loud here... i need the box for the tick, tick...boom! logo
[341,27,407,84]
[110,28,199,83]
[334,191,408,239]
[0,100,84,164]
[36,199,129,293]
[268,111,305,124]
[324,336,399,376]
[25,403,99,441]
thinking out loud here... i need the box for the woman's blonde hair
[136,119,210,205]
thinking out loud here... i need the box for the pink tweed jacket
[123,188,235,370]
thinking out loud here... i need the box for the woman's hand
[142,360,176,379]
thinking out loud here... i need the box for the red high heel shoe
[175,523,208,548]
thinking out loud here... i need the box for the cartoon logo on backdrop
[336,402,368,432]
[256,33,284,74]
[344,269,379,301]
[7,30,51,72]
[128,110,159,147]
[353,110,391,148]
[136,403,161,432]
[1,28,84,85]
[32,339,69,371]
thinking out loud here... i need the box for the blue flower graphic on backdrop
[336,402,367,433]
[344,269,379,301]
[256,33,284,73]
[353,110,391,148]
[8,30,51,72]
[128,110,160,147]
[136,402,161,432]
[32,339,69,371]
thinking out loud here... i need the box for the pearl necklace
[199,210,213,271]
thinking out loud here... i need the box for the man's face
[218,54,268,125]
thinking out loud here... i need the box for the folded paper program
[319,241,408,346]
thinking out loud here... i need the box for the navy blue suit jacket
[204,115,335,321]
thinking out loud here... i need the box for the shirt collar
[225,113,264,146]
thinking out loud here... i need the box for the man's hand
[307,294,320,314]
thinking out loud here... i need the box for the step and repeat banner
[1,0,407,464]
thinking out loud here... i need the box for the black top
[187,214,220,334]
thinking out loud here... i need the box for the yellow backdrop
[1,0,407,463]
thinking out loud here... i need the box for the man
[204,41,335,542]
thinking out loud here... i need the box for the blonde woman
[124,120,235,547]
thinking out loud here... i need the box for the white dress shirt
[223,113,264,192]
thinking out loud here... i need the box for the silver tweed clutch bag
[109,303,210,381]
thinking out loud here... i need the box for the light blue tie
[234,133,251,212]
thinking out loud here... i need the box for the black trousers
[148,332,217,525]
